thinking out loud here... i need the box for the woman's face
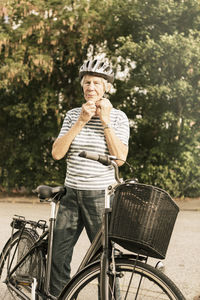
[82,75,105,102]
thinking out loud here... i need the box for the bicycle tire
[0,228,44,300]
[60,258,186,299]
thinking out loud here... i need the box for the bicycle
[0,151,186,299]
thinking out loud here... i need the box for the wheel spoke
[0,230,43,300]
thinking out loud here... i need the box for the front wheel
[60,258,186,299]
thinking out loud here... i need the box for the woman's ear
[105,82,112,93]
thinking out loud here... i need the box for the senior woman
[50,58,130,297]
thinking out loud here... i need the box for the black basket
[109,181,179,259]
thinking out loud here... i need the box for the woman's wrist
[103,123,112,130]
[77,118,87,128]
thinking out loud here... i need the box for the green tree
[0,0,112,191]
[104,0,200,197]
[1,0,200,197]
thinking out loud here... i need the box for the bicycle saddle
[33,185,66,199]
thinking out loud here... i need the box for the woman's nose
[88,82,95,90]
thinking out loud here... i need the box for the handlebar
[34,152,123,200]
[79,151,121,183]
[79,151,117,166]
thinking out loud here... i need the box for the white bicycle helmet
[79,59,114,83]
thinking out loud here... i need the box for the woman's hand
[96,98,113,125]
[79,100,96,123]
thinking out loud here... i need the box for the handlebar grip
[79,151,112,166]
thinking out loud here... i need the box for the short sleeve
[113,111,130,146]
[58,113,72,138]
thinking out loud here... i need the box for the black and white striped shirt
[58,107,130,190]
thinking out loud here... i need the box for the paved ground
[0,196,200,299]
[175,197,200,211]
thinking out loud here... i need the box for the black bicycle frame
[5,161,136,300]
[5,198,104,300]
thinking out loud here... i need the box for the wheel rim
[64,260,182,300]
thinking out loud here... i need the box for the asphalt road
[0,201,199,300]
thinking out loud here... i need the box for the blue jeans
[50,187,107,297]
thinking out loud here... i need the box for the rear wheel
[0,229,44,300]
[60,258,186,299]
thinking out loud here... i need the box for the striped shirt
[58,107,130,190]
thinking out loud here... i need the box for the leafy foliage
[0,0,111,191]
[0,0,200,197]
[107,1,200,197]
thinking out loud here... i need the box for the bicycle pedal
[16,275,32,285]
[18,281,31,286]
[17,278,32,286]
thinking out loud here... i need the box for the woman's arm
[52,101,96,160]
[96,98,129,166]
[103,127,128,166]
[52,120,85,160]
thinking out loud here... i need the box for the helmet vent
[79,59,114,83]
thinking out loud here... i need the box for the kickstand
[31,278,37,300]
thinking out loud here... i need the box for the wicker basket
[109,181,179,259]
